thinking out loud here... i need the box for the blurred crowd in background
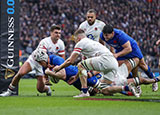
[20,0,160,69]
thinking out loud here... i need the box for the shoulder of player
[76,37,88,44]
[79,20,88,27]
[40,36,51,42]
[95,19,105,24]
[81,37,92,43]
[57,39,64,43]
[114,28,125,37]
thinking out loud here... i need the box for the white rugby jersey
[73,37,113,58]
[37,36,65,56]
[79,19,105,42]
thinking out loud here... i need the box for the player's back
[100,29,138,52]
[49,54,65,66]
[49,55,78,80]
[74,37,113,58]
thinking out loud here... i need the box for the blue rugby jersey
[49,55,78,82]
[100,29,143,60]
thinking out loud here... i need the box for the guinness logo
[4,69,15,79]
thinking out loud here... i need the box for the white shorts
[26,55,44,76]
[81,54,119,81]
[113,64,129,86]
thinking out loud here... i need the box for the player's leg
[100,55,119,84]
[36,76,52,96]
[74,55,118,97]
[98,58,140,97]
[101,83,140,98]
[125,58,143,95]
[127,75,160,86]
[71,73,102,96]
[73,62,89,97]
[126,58,142,94]
[124,58,139,73]
[139,58,158,91]
[139,58,154,78]
[73,57,102,97]
[117,58,142,96]
[0,61,32,96]
[11,62,32,87]
[45,68,66,80]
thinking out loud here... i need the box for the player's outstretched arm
[54,52,79,72]
[45,67,66,80]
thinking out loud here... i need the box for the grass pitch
[0,79,160,115]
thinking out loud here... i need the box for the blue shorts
[72,73,102,91]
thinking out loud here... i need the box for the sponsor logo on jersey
[56,46,59,50]
[95,27,97,30]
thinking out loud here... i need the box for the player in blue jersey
[44,54,101,93]
[99,24,158,92]
[50,52,160,97]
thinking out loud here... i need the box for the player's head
[102,24,114,40]
[86,9,96,25]
[32,49,48,67]
[50,24,61,43]
[74,29,86,43]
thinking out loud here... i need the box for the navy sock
[144,66,154,79]
[120,91,128,95]
[124,86,130,91]
[81,88,88,93]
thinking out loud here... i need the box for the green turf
[0,79,160,115]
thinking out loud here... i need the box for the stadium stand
[20,0,160,69]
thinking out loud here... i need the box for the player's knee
[139,58,147,68]
[37,86,44,93]
[133,58,139,65]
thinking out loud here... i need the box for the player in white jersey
[0,49,52,97]
[37,24,65,59]
[37,24,65,85]
[99,57,160,97]
[53,29,141,98]
[79,9,105,42]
